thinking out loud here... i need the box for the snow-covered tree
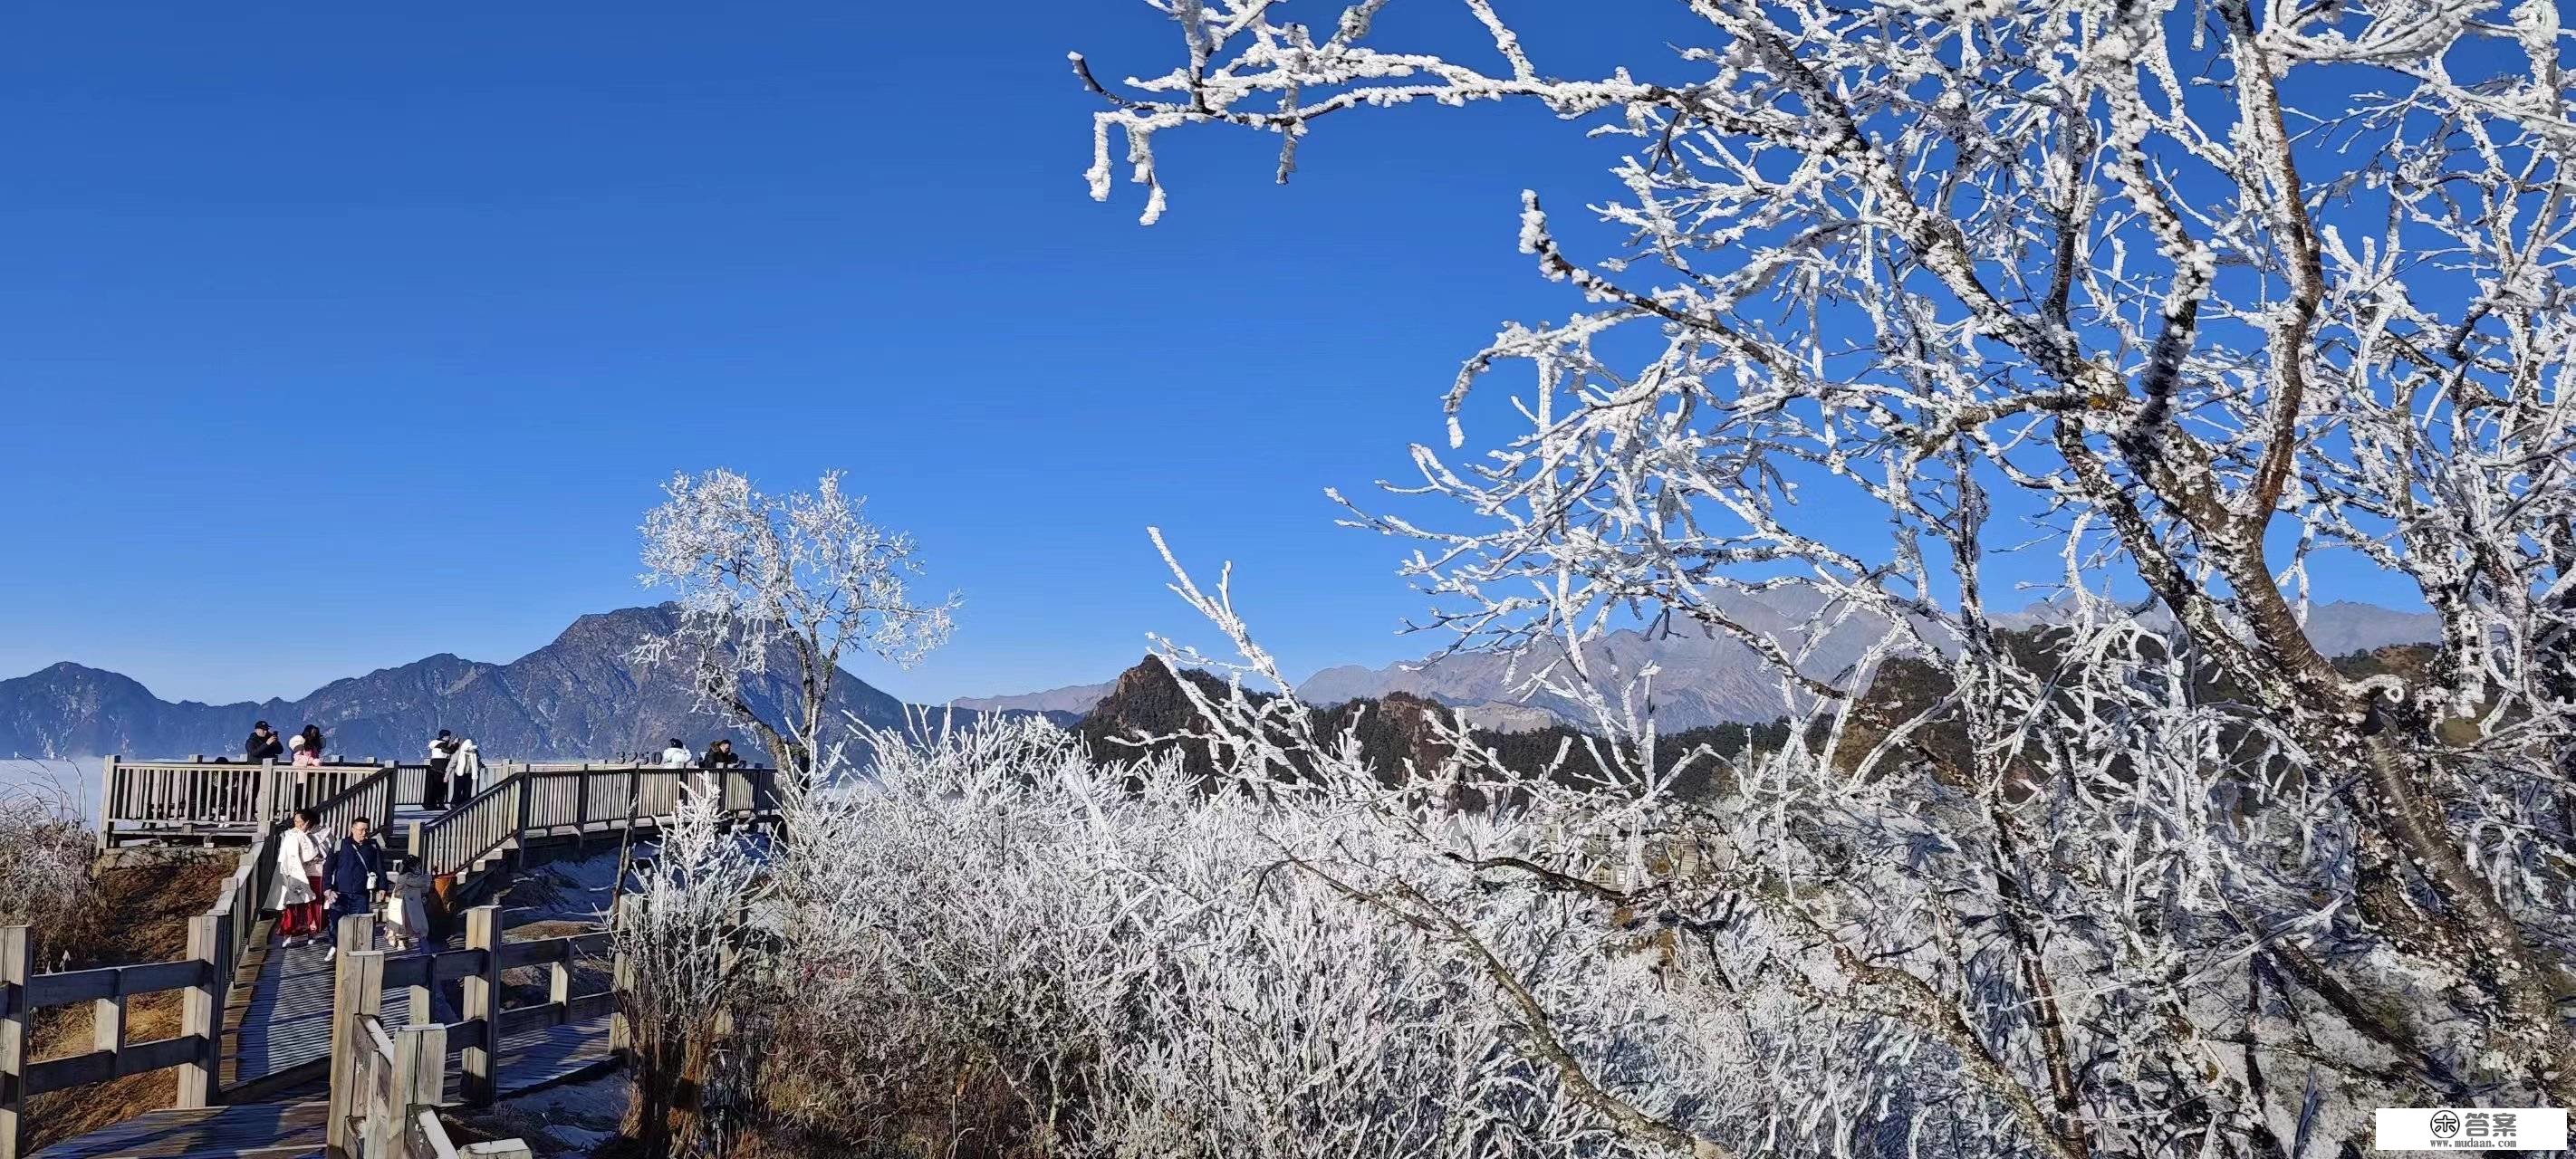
[1072,2,2576,1154]
[637,468,957,780]
[614,783,770,1158]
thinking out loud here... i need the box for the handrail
[1,940,216,1100]
[343,1012,522,1159]
[203,826,279,1027]
[414,763,779,880]
[98,756,397,848]
[330,915,583,1158]
[415,773,525,879]
[0,911,230,1134]
[308,763,397,838]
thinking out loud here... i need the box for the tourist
[322,816,386,961]
[424,729,461,809]
[273,809,327,947]
[447,737,481,801]
[245,721,285,764]
[699,739,744,770]
[381,857,429,954]
[658,738,693,768]
[293,724,326,767]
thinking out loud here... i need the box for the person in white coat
[273,809,328,946]
[447,738,482,801]
[658,739,694,768]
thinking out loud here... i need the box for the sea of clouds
[0,759,95,823]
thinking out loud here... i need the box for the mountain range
[1285,595,2439,731]
[0,604,923,762]
[0,596,2443,763]
[952,680,1117,720]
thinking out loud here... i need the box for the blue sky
[0,1,1659,704]
[0,2,2421,707]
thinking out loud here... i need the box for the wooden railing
[411,776,523,882]
[10,761,400,1156]
[327,906,606,1157]
[343,1013,532,1159]
[412,764,778,880]
[98,758,401,848]
[0,917,228,1159]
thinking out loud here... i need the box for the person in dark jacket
[245,721,285,763]
[699,739,745,770]
[424,730,460,809]
[322,817,386,960]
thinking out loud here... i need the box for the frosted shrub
[759,719,1776,1159]
[1062,0,2576,1154]
[0,779,92,933]
[616,784,771,1158]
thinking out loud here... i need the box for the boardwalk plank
[31,1020,612,1158]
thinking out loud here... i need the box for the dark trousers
[328,899,374,946]
[424,759,450,809]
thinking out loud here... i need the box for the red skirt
[279,877,325,936]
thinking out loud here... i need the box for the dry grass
[18,852,236,1154]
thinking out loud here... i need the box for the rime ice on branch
[1075,1,2576,1154]
[636,468,957,781]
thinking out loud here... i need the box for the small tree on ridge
[636,467,957,782]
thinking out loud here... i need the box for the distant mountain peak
[0,602,928,762]
[952,677,1118,720]
[1293,593,2440,731]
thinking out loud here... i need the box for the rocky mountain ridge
[994,595,2444,733]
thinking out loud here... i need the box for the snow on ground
[447,849,645,1157]
[497,848,639,930]
[462,1068,629,1158]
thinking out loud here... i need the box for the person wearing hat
[658,738,694,768]
[245,721,285,764]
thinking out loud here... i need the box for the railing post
[573,771,591,848]
[461,905,501,1106]
[512,777,533,870]
[96,756,120,851]
[339,912,377,957]
[609,897,632,1058]
[255,759,278,830]
[95,989,128,1059]
[2,926,30,1159]
[385,1023,445,1156]
[325,947,387,1154]
[548,959,571,1028]
[175,913,220,1109]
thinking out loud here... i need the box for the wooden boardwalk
[28,1101,329,1159]
[29,1020,614,1159]
[14,759,777,1159]
[228,932,457,1092]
